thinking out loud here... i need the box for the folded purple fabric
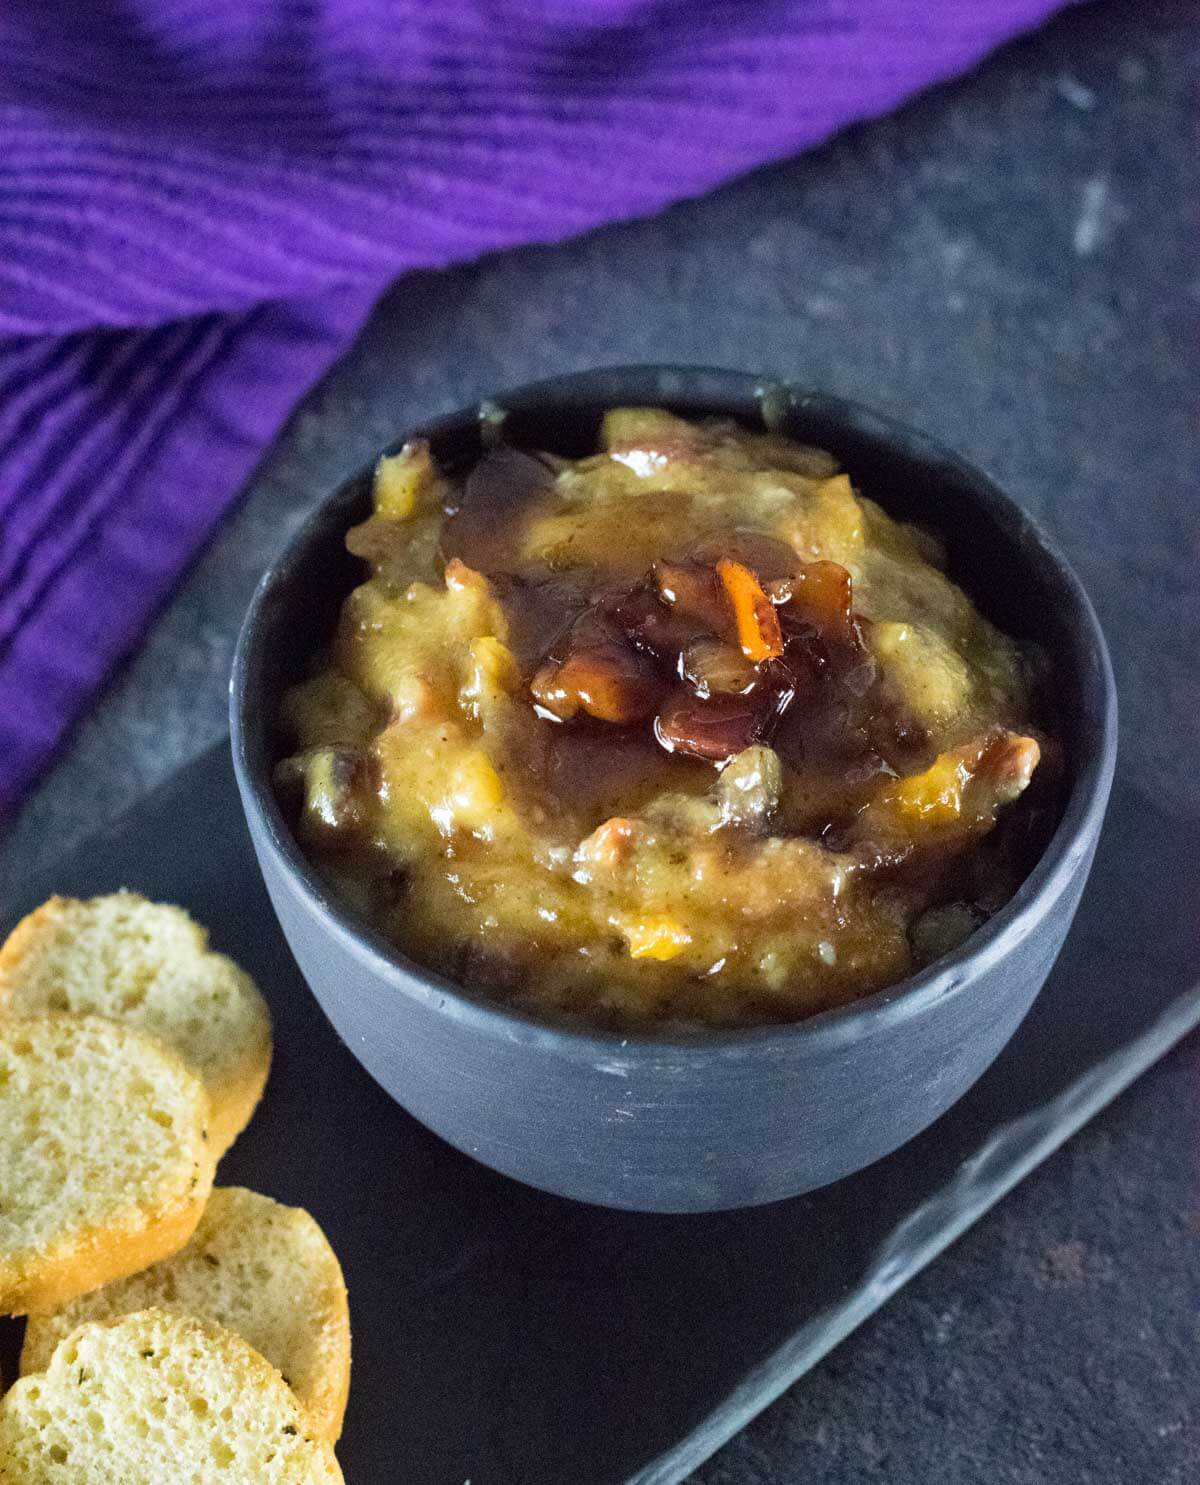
[0,0,1064,814]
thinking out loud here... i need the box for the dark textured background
[1,0,1196,1479]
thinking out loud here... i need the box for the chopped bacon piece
[612,587,707,663]
[652,560,733,636]
[654,689,771,763]
[577,816,638,868]
[530,617,658,724]
[771,560,855,646]
[680,637,760,698]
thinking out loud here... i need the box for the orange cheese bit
[621,915,692,961]
[716,558,784,663]
[891,751,973,823]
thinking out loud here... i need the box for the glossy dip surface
[276,408,1054,1030]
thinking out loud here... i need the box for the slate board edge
[633,983,1200,1485]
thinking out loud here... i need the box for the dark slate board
[2,741,1197,1484]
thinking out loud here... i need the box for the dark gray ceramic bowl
[230,366,1117,1213]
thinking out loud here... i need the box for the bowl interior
[233,365,1114,1046]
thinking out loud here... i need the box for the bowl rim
[230,364,1118,1062]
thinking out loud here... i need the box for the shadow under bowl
[231,365,1117,1213]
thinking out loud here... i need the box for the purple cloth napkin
[0,0,1064,815]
